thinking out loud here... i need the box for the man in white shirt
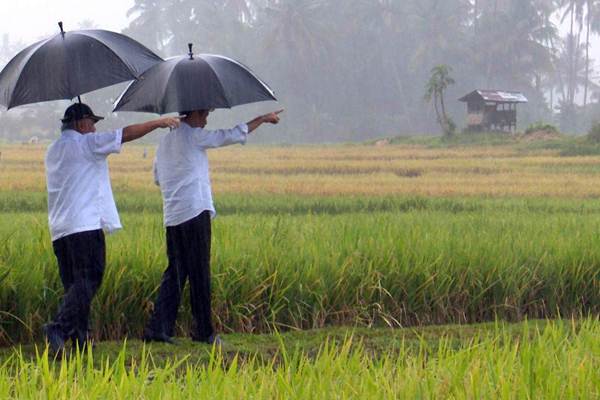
[144,108,282,345]
[44,103,180,354]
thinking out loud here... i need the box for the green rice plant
[1,203,599,344]
[0,319,598,399]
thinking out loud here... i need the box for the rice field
[0,320,598,399]
[1,206,599,344]
[0,140,599,397]
[5,141,600,197]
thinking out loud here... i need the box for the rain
[1,0,599,143]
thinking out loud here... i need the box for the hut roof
[459,90,528,103]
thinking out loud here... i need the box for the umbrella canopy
[113,44,276,114]
[0,22,163,109]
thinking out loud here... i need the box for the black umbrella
[0,22,163,109]
[113,43,276,114]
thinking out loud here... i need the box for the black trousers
[146,211,214,340]
[50,229,105,342]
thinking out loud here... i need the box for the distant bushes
[558,121,600,155]
[524,122,560,136]
[586,121,600,143]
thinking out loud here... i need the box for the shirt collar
[61,129,82,138]
[180,121,207,131]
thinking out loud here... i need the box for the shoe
[43,323,65,356]
[143,330,176,344]
[208,334,223,346]
[193,334,223,346]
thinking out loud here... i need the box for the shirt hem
[51,224,122,241]
[164,208,216,227]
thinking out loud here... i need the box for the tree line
[1,0,599,142]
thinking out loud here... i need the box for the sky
[0,0,134,45]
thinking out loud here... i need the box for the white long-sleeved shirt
[45,129,123,241]
[154,122,248,227]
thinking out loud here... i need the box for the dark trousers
[50,229,105,342]
[146,211,213,340]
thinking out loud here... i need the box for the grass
[389,131,519,147]
[0,319,546,366]
[1,143,600,344]
[1,206,599,344]
[0,319,597,399]
[1,141,599,396]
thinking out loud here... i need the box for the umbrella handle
[188,43,194,60]
[58,21,65,38]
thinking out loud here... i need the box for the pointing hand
[158,116,181,130]
[262,109,284,124]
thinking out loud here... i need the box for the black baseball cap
[61,103,104,123]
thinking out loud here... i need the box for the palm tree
[351,0,412,116]
[558,0,588,107]
[581,0,600,106]
[124,0,175,53]
[260,0,330,69]
[471,0,556,89]
[258,0,333,113]
[553,33,598,130]
[409,0,470,69]
[425,65,456,136]
[223,0,255,23]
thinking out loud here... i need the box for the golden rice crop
[4,143,600,197]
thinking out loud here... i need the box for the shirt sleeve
[85,129,123,159]
[191,124,248,149]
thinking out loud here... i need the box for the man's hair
[179,110,208,117]
[61,120,77,131]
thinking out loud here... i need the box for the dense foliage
[1,0,600,142]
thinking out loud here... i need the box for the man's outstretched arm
[246,109,284,133]
[121,117,181,143]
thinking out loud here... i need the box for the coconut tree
[257,0,333,138]
[408,0,470,70]
[581,0,600,106]
[425,64,456,136]
[471,0,556,89]
[558,0,587,107]
[552,33,598,130]
[124,0,175,53]
[350,0,413,116]
[259,0,331,70]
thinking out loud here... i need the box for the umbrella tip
[188,43,193,60]
[58,21,65,37]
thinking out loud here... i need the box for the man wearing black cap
[43,103,180,354]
